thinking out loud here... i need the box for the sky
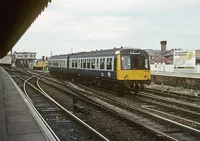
[13,0,200,59]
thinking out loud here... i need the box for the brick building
[146,41,182,65]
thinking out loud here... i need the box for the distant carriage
[0,55,12,68]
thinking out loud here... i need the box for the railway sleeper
[73,104,89,114]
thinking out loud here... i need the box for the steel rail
[24,74,60,141]
[36,74,110,141]
[144,87,200,101]
[5,70,59,141]
[138,91,200,111]
[41,77,179,141]
[67,82,200,137]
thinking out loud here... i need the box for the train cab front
[116,48,151,94]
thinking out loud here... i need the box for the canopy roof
[0,0,51,58]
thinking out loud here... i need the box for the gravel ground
[146,82,200,96]
[39,79,155,141]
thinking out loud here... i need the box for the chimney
[160,41,167,55]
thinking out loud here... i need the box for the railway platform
[0,67,49,141]
[151,71,200,89]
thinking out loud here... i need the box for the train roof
[49,54,69,60]
[49,47,146,60]
[70,47,142,58]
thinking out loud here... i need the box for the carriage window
[61,60,63,67]
[78,59,81,68]
[69,60,71,67]
[121,56,131,70]
[131,55,140,70]
[81,59,83,68]
[53,60,59,66]
[48,61,52,66]
[134,54,149,70]
[83,59,86,68]
[106,58,112,70]
[75,59,77,68]
[72,60,74,68]
[91,59,95,69]
[100,58,105,69]
[114,58,117,70]
[60,60,63,67]
[87,59,90,69]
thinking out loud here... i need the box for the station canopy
[0,0,51,58]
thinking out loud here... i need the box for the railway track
[8,68,200,140]
[144,88,200,103]
[72,83,200,140]
[134,91,200,123]
[10,68,156,141]
[35,74,200,141]
[7,69,108,141]
[66,80,200,128]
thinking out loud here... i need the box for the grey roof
[165,49,182,56]
[69,48,121,58]
[49,54,69,60]
[145,49,155,55]
[165,49,174,56]
[69,47,142,58]
[14,51,36,54]
[49,47,145,59]
[145,49,162,55]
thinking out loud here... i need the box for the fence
[150,63,200,74]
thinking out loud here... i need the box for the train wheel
[134,90,139,95]
[140,84,145,91]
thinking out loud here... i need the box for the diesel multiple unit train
[48,47,151,94]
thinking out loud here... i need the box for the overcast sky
[13,0,200,59]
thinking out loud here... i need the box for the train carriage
[48,47,151,95]
[48,54,69,76]
[68,49,116,83]
[0,55,12,68]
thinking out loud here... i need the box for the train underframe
[50,71,150,96]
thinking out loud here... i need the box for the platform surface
[0,67,47,141]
